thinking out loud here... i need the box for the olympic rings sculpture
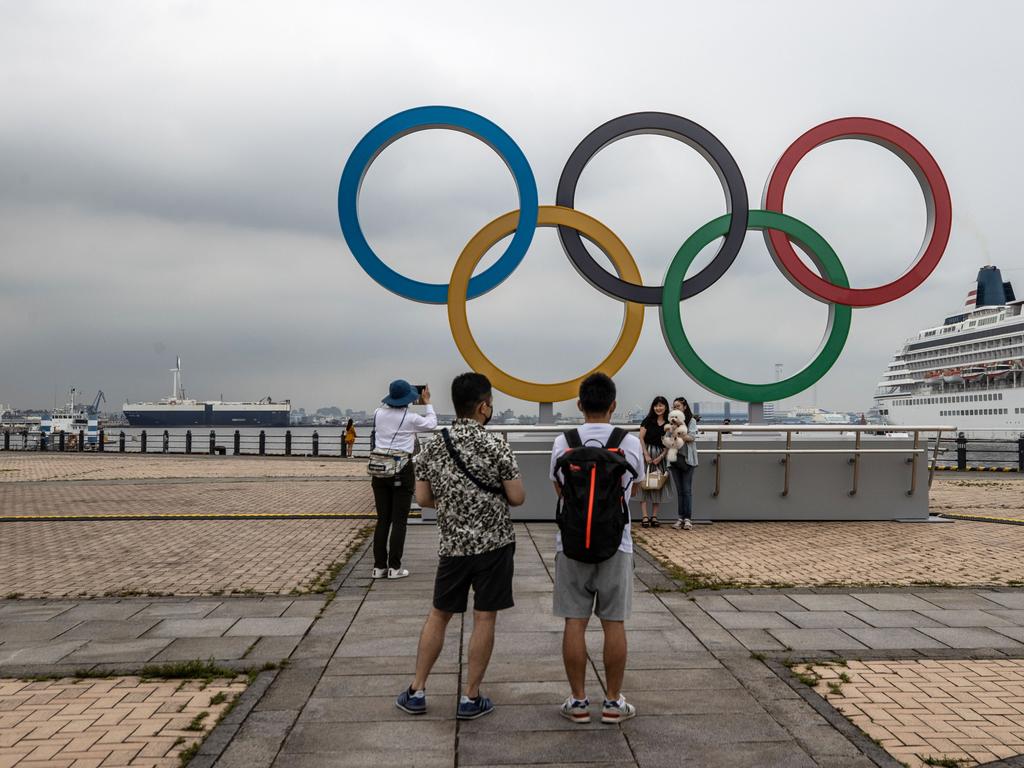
[338,106,951,404]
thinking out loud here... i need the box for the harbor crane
[87,390,106,416]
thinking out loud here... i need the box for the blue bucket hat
[382,379,419,407]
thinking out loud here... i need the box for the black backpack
[553,428,637,563]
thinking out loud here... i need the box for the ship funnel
[975,266,1016,308]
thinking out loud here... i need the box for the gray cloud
[1,0,1020,417]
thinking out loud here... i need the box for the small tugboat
[40,389,100,448]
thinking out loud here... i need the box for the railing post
[98,429,104,452]
[312,430,319,457]
[162,430,169,454]
[119,431,126,452]
[233,430,240,455]
[2,430,8,451]
[185,430,192,454]
[259,430,266,456]
[59,432,66,452]
[78,429,85,452]
[1018,435,1024,473]
[285,430,292,456]
[141,430,147,453]
[956,433,967,471]
[40,432,48,452]
[209,430,216,455]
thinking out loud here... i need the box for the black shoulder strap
[564,429,582,449]
[605,427,627,449]
[440,429,506,497]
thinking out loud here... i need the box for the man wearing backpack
[549,372,643,725]
[395,372,525,721]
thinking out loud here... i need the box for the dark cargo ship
[122,358,290,428]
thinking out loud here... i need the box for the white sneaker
[672,520,683,530]
[683,519,693,531]
[371,568,387,579]
[388,568,410,579]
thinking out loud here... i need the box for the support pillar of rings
[538,402,554,425]
[748,402,765,424]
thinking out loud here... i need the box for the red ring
[762,117,952,308]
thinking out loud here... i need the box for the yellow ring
[447,205,644,402]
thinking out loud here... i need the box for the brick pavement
[797,659,1024,767]
[0,520,367,598]
[0,478,375,518]
[0,675,246,767]
[0,454,365,483]
[637,518,1024,588]
[932,475,1024,521]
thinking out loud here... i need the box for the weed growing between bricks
[304,523,373,595]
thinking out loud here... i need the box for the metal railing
[0,428,372,458]
[1,423,961,494]
[424,423,955,498]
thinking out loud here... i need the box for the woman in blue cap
[370,380,437,579]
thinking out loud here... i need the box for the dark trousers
[371,462,415,569]
[669,462,694,520]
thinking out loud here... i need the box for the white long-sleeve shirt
[372,405,437,453]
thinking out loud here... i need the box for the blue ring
[338,106,539,304]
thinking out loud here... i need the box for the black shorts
[433,542,515,613]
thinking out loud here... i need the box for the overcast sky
[2,0,1020,417]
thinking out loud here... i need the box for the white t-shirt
[372,405,437,453]
[549,423,644,554]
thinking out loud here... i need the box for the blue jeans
[670,462,694,520]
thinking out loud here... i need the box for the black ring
[555,112,749,304]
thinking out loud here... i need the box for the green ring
[660,210,852,402]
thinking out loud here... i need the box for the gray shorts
[553,550,633,621]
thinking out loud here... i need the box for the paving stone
[842,627,950,649]
[59,602,145,621]
[794,723,864,759]
[626,688,764,716]
[787,594,870,612]
[458,728,633,766]
[850,593,937,611]
[729,629,787,651]
[779,611,871,629]
[708,611,796,630]
[623,712,793,745]
[60,619,160,640]
[254,668,324,712]
[766,628,868,651]
[209,600,294,619]
[150,636,257,661]
[985,609,1024,623]
[313,673,459,698]
[0,639,86,664]
[62,638,172,663]
[993,626,1024,643]
[848,610,942,628]
[282,719,455,755]
[724,595,807,612]
[978,591,1024,609]
[226,617,314,637]
[282,600,325,618]
[146,618,238,637]
[616,668,742,691]
[918,609,1014,627]
[132,600,222,618]
[298,695,453,724]
[912,590,1006,609]
[0,618,82,642]
[245,635,303,661]
[917,626,1024,648]
[693,595,737,612]
[630,738,817,768]
[323,655,459,676]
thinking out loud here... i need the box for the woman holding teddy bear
[668,396,699,531]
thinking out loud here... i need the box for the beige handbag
[641,465,668,491]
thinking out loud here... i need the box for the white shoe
[672,520,683,530]
[683,519,693,531]
[371,568,387,579]
[388,568,410,579]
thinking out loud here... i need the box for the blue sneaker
[395,687,426,715]
[457,694,494,720]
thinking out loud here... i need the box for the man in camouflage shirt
[395,372,525,721]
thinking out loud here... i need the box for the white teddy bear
[661,409,688,464]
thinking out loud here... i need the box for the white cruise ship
[875,266,1024,435]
